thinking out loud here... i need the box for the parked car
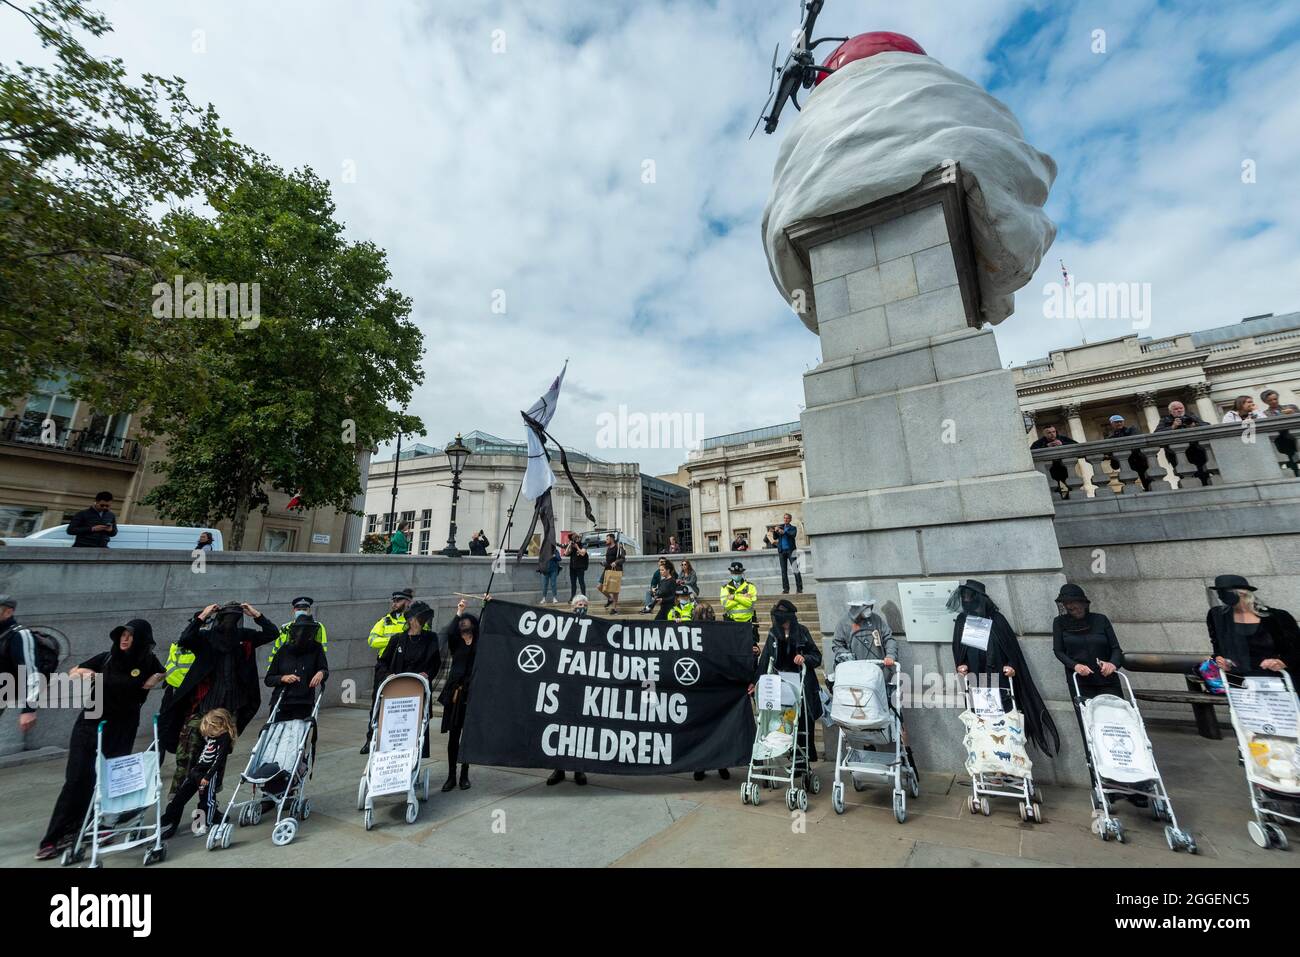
[578,529,640,556]
[0,524,224,550]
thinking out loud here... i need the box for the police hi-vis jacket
[720,580,757,623]
[367,613,407,659]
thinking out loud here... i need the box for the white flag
[521,363,566,502]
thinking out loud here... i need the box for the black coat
[265,640,329,712]
[953,610,1059,755]
[1207,605,1300,681]
[160,613,278,751]
[376,626,441,683]
[757,623,823,722]
[438,627,478,733]
[79,619,163,728]
[67,506,117,547]
[1052,612,1124,691]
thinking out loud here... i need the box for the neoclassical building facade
[1016,311,1300,441]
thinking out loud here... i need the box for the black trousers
[779,551,803,592]
[42,718,137,847]
[569,568,587,600]
[162,774,219,829]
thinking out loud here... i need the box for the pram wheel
[299,798,312,820]
[1018,803,1028,822]
[980,797,991,817]
[1265,823,1289,850]
[143,846,166,866]
[271,819,298,846]
[805,772,821,795]
[363,808,374,831]
[60,846,85,866]
[405,799,420,824]
[1103,819,1125,843]
[908,770,920,799]
[832,782,845,815]
[1032,802,1043,824]
[356,777,368,811]
[892,791,906,824]
[969,797,980,815]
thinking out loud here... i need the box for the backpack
[2,624,64,678]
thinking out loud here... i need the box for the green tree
[140,162,424,550]
[0,0,246,408]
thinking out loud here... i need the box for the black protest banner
[460,600,756,774]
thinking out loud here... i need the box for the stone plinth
[788,170,1077,784]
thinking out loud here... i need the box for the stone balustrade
[1031,416,1299,500]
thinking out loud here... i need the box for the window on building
[732,483,744,505]
[17,378,78,446]
[262,527,298,552]
[383,512,395,533]
[418,509,433,556]
[707,535,719,553]
[366,514,378,533]
[0,506,45,537]
[82,411,130,455]
[766,477,778,501]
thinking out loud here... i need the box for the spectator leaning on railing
[1153,400,1206,431]
[1259,389,1300,417]
[1029,424,1078,498]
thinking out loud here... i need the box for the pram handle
[1069,665,1134,705]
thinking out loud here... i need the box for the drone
[749,0,848,138]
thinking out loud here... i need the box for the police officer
[269,596,328,662]
[361,588,413,753]
[721,561,758,634]
[667,583,695,622]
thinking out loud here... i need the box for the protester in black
[264,617,328,721]
[754,599,823,768]
[439,610,479,791]
[547,597,589,787]
[160,707,236,839]
[161,602,278,796]
[376,602,441,759]
[66,491,117,547]
[950,580,1059,756]
[1207,574,1300,684]
[565,538,590,600]
[1052,584,1123,699]
[35,619,164,860]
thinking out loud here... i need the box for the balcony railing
[0,416,142,464]
[1030,415,1299,500]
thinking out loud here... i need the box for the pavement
[2,707,1293,868]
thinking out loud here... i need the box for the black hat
[0,594,15,609]
[407,600,434,625]
[291,596,314,609]
[1055,583,1089,603]
[218,601,243,616]
[728,561,745,574]
[959,579,988,596]
[391,588,414,601]
[1213,574,1256,592]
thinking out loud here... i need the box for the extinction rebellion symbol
[673,657,700,686]
[517,645,545,674]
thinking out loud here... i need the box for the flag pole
[483,478,526,599]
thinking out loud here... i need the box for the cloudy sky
[7,0,1300,473]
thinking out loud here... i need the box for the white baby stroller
[829,660,918,822]
[960,674,1042,822]
[207,689,323,851]
[741,662,819,811]
[357,672,433,829]
[1225,670,1300,850]
[1073,671,1195,851]
[62,715,166,868]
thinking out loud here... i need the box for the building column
[487,482,504,546]
[1063,402,1086,442]
[715,475,732,547]
[1193,381,1217,423]
[1136,391,1160,432]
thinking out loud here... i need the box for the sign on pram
[104,753,147,799]
[379,696,421,753]
[369,748,416,797]
[960,615,992,652]
[460,599,756,775]
[756,674,782,713]
[1233,679,1298,738]
[1097,722,1140,771]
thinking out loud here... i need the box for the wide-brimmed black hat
[406,600,434,624]
[1213,574,1256,592]
[959,579,988,596]
[1055,583,1089,603]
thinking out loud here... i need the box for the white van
[0,524,224,551]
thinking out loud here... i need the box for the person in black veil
[439,606,479,792]
[948,580,1059,756]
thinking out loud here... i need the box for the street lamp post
[441,433,472,557]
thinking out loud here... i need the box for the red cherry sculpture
[815,32,927,85]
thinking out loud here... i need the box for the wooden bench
[1122,652,1227,740]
